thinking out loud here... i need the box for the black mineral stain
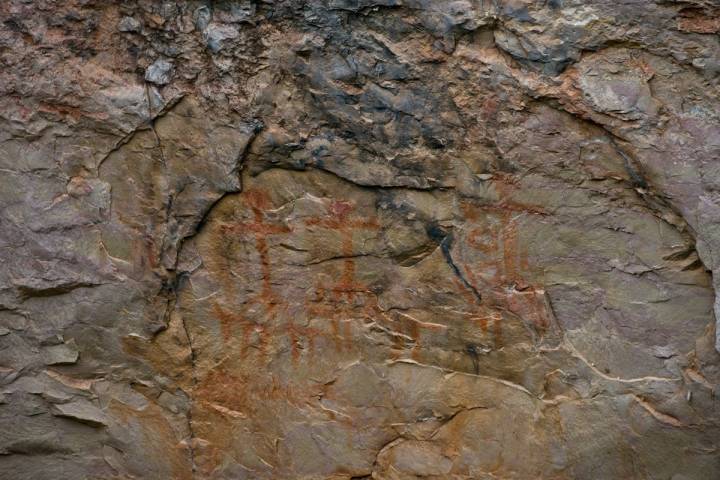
[427,224,482,304]
[466,344,481,374]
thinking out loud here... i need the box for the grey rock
[213,1,256,24]
[41,340,79,365]
[194,5,212,31]
[52,400,108,427]
[203,23,240,53]
[144,59,174,86]
[118,16,141,33]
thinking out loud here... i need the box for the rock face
[1,1,720,478]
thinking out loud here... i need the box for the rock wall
[1,1,720,479]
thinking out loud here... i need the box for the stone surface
[145,59,174,86]
[0,1,719,479]
[52,400,108,427]
[42,340,80,365]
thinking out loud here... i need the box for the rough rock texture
[1,1,720,479]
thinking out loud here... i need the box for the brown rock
[1,1,719,479]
